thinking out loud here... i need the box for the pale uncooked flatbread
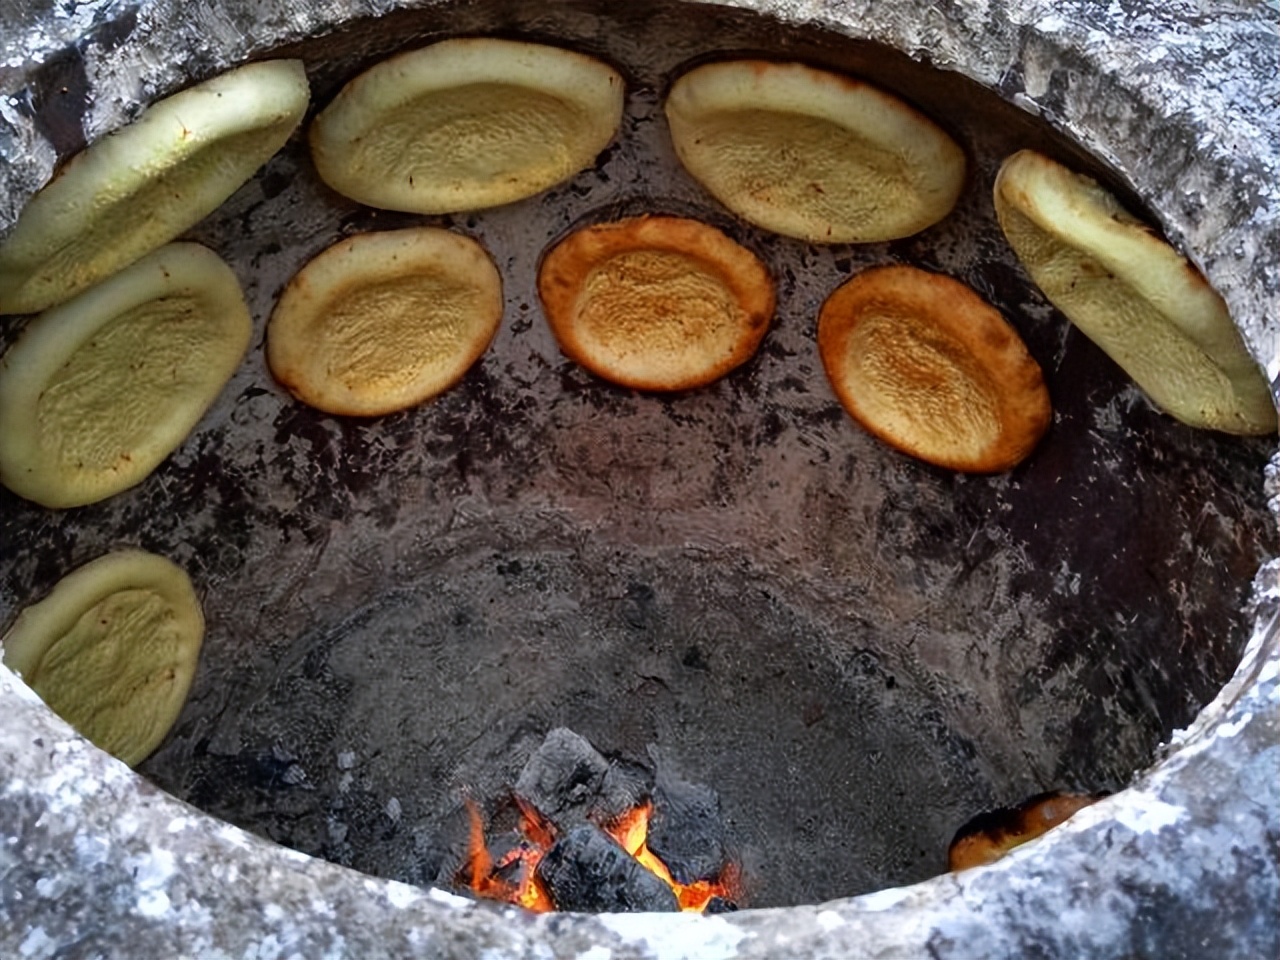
[310,38,624,214]
[0,242,253,508]
[665,60,965,243]
[0,59,309,315]
[266,228,504,416]
[538,215,775,392]
[995,149,1276,435]
[1,550,204,768]
[818,265,1051,472]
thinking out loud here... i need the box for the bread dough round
[818,265,1051,472]
[2,550,204,768]
[537,215,775,392]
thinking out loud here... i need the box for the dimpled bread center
[577,251,740,365]
[27,588,183,761]
[23,128,291,309]
[36,295,227,474]
[690,110,912,230]
[316,274,484,397]
[1001,204,1239,421]
[358,84,582,189]
[849,306,1001,458]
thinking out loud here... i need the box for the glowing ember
[463,797,555,913]
[607,801,737,913]
[462,797,737,913]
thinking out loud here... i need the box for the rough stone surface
[0,1,1277,958]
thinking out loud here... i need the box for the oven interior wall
[0,0,1273,908]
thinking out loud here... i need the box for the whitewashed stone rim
[0,0,1275,955]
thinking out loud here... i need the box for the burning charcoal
[703,896,739,914]
[536,824,679,913]
[594,757,654,824]
[485,831,543,893]
[515,728,609,831]
[647,778,728,885]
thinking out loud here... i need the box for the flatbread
[949,792,1100,871]
[0,59,308,315]
[266,228,504,416]
[994,149,1276,435]
[310,38,624,214]
[2,550,204,768]
[818,265,1051,472]
[537,215,775,391]
[0,242,252,508]
[665,60,965,243]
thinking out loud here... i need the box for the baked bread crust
[995,149,1276,435]
[818,265,1051,472]
[266,227,503,417]
[665,60,965,243]
[310,38,624,214]
[537,215,775,392]
[948,792,1100,871]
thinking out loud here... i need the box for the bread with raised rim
[2,550,204,768]
[310,38,624,214]
[818,265,1050,472]
[665,60,965,243]
[267,227,504,417]
[537,215,775,392]
[0,59,308,315]
[0,242,252,508]
[948,792,1100,871]
[994,149,1275,435]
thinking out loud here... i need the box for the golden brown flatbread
[948,792,1100,871]
[995,149,1275,435]
[818,265,1051,472]
[266,227,504,416]
[310,38,624,214]
[665,60,965,243]
[537,215,775,391]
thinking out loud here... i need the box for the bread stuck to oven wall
[817,264,1051,473]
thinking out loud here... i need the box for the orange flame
[463,798,555,912]
[463,796,737,914]
[603,801,737,913]
[514,794,557,850]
